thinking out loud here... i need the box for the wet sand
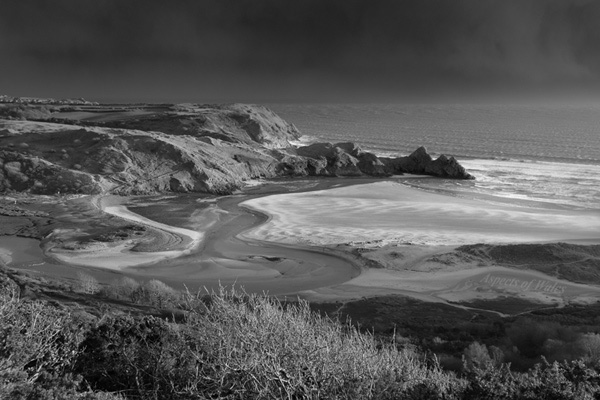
[239,179,600,305]
[22,179,367,295]
[49,195,204,269]
[126,190,363,295]
[4,177,600,304]
[240,180,600,246]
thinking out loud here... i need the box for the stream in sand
[0,179,364,295]
[117,182,364,294]
[3,176,600,306]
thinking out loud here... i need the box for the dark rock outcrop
[425,154,473,179]
[380,146,474,179]
[275,154,310,176]
[296,142,360,176]
[295,143,471,179]
[295,142,387,177]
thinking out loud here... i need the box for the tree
[75,272,99,295]
[463,341,493,371]
[577,333,600,367]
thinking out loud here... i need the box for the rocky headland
[0,98,473,196]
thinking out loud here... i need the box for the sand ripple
[240,181,600,246]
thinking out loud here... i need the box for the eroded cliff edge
[0,100,473,195]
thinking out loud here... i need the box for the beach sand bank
[240,181,600,246]
[239,180,600,306]
[26,184,362,294]
[4,178,600,308]
[48,196,204,269]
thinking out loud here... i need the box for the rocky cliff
[0,101,473,195]
[380,146,474,179]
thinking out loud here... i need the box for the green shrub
[0,287,85,398]
[115,277,141,301]
[99,277,140,301]
[75,288,466,399]
[7,279,600,399]
[130,279,180,308]
[577,333,600,367]
[463,358,600,399]
[75,315,196,399]
[181,287,466,399]
[76,272,100,295]
[515,360,600,400]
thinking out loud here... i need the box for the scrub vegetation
[2,271,600,399]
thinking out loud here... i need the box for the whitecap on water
[460,159,600,210]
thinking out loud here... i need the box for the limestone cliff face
[0,102,473,195]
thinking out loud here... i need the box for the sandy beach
[240,180,600,246]
[236,179,600,306]
[48,196,204,269]
[31,183,364,294]
[5,177,600,308]
[124,190,363,294]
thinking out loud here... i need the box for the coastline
[234,178,600,307]
[4,99,598,304]
[239,180,600,246]
[5,175,591,310]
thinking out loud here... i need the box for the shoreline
[239,180,600,247]
[3,175,600,308]
[47,195,204,270]
[236,178,600,306]
[132,181,366,295]
[33,178,369,295]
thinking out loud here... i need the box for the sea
[269,103,600,212]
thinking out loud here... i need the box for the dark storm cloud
[2,0,600,101]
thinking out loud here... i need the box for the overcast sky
[2,0,600,103]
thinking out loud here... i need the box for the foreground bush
[464,358,600,400]
[0,286,122,399]
[77,288,464,399]
[75,315,193,398]
[181,288,464,399]
[100,277,180,309]
[3,279,600,399]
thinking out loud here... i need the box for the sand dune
[300,264,600,309]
